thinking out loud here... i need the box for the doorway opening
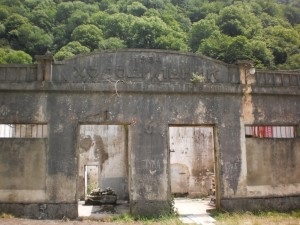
[77,125,130,218]
[84,165,99,197]
[169,126,216,219]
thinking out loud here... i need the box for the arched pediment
[52,49,239,84]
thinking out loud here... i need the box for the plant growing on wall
[190,72,206,83]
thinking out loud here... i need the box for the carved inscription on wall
[58,51,229,83]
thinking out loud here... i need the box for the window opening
[0,124,48,138]
[245,125,296,138]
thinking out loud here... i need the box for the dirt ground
[0,218,145,225]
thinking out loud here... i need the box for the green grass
[212,210,300,225]
[112,213,182,225]
[111,210,300,225]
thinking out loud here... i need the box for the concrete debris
[85,187,117,205]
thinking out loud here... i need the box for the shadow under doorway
[77,124,130,219]
[169,126,216,217]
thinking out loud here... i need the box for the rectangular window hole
[245,125,296,138]
[0,124,48,138]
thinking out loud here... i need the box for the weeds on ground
[0,213,14,218]
[211,210,300,225]
[113,213,135,223]
[113,213,182,225]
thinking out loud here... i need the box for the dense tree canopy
[0,0,299,69]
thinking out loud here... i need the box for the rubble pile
[85,187,117,206]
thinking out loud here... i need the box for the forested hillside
[0,0,299,69]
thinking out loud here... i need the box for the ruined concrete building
[0,49,299,219]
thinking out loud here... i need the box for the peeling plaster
[34,105,46,122]
[242,86,254,124]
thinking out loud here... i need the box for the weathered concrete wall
[247,139,300,187]
[220,63,300,211]
[0,50,299,218]
[0,139,47,201]
[170,126,214,197]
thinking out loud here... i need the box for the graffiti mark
[142,159,161,171]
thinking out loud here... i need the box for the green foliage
[190,72,206,83]
[0,0,298,69]
[127,2,147,16]
[224,36,252,64]
[54,41,90,61]
[10,23,53,55]
[0,6,9,20]
[96,13,134,40]
[99,37,126,50]
[198,31,231,61]
[218,5,261,37]
[71,24,103,50]
[4,13,28,32]
[279,53,300,70]
[0,48,32,64]
[0,24,5,38]
[249,40,275,69]
[128,16,171,48]
[156,33,188,51]
[189,18,219,52]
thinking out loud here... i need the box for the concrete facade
[0,49,299,219]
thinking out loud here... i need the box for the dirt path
[0,218,143,225]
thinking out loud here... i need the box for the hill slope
[0,0,299,69]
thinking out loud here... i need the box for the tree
[156,33,188,51]
[0,48,32,64]
[99,0,118,11]
[54,41,90,61]
[198,31,231,61]
[66,10,90,34]
[248,40,275,69]
[99,37,126,50]
[280,53,300,69]
[128,16,170,48]
[187,1,223,23]
[29,3,56,33]
[56,2,76,23]
[4,13,28,33]
[0,6,9,21]
[9,23,53,55]
[139,0,165,9]
[255,0,283,17]
[263,25,300,65]
[96,13,135,40]
[52,24,68,52]
[160,3,191,33]
[71,24,103,50]
[0,0,299,69]
[0,23,5,38]
[127,2,147,16]
[285,4,300,26]
[224,36,252,64]
[188,18,219,52]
